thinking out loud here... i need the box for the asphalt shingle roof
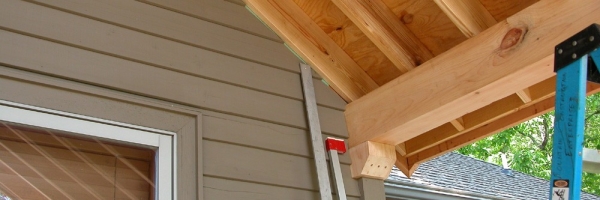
[387,152,600,200]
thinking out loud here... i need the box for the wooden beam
[436,0,534,105]
[349,141,396,179]
[394,151,417,178]
[516,88,533,103]
[449,117,465,131]
[402,82,600,174]
[345,0,600,147]
[401,77,555,156]
[244,0,379,102]
[331,0,433,72]
[293,0,403,86]
[404,97,556,175]
[479,0,539,22]
[395,143,407,156]
[434,0,497,38]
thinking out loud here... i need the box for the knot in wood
[401,13,413,24]
[414,56,423,66]
[500,28,524,50]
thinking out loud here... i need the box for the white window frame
[0,100,176,200]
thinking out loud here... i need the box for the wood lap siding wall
[0,0,362,199]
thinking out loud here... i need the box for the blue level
[550,24,600,200]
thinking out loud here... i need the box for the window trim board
[0,100,177,199]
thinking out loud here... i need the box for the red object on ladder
[326,137,347,200]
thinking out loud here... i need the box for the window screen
[0,122,155,200]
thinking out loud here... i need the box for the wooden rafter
[434,0,496,38]
[244,0,379,102]
[516,89,533,103]
[396,0,552,159]
[401,77,555,157]
[331,0,433,72]
[449,117,465,131]
[333,0,472,148]
[436,0,536,104]
[345,0,600,148]
[401,83,600,173]
[434,0,498,135]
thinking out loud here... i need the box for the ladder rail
[300,63,333,200]
[550,23,600,200]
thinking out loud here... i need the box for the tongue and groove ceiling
[243,0,600,178]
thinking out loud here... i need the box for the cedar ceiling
[243,0,600,177]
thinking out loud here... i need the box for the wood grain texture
[381,0,467,55]
[406,82,600,169]
[403,77,555,156]
[479,0,538,22]
[434,0,497,38]
[349,141,395,179]
[293,0,403,85]
[449,117,465,131]
[401,0,538,158]
[516,88,533,103]
[434,0,541,117]
[244,0,380,101]
[346,0,600,147]
[331,0,433,72]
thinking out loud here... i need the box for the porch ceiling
[243,0,600,178]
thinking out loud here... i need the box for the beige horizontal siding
[0,72,359,198]
[142,0,281,42]
[25,0,295,71]
[2,0,344,110]
[0,0,359,198]
[0,69,201,199]
[0,28,348,137]
[203,115,352,164]
[204,177,360,200]
[204,140,360,197]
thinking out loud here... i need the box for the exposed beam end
[395,151,418,178]
[350,141,396,180]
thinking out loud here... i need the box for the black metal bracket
[554,23,600,83]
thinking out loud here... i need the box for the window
[0,100,175,199]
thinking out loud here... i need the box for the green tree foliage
[458,93,600,196]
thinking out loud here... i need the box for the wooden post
[358,178,385,200]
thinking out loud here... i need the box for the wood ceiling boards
[243,0,600,178]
